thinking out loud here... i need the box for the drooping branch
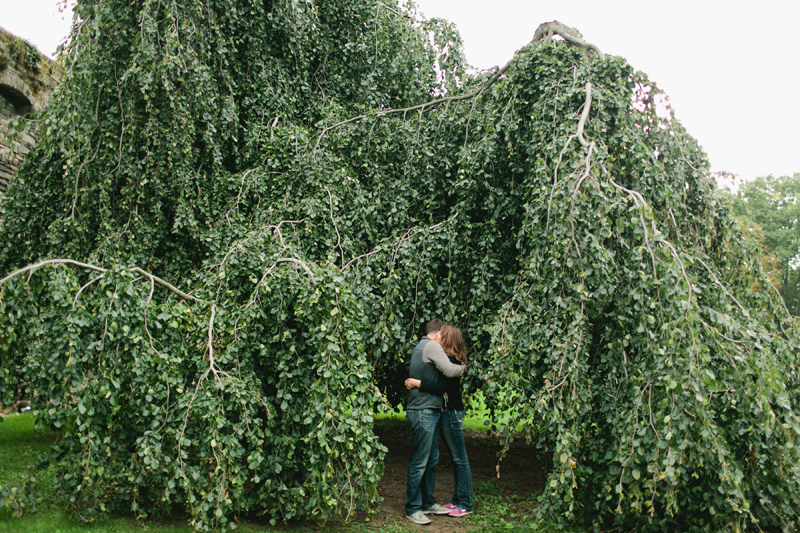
[247,258,317,307]
[341,212,460,270]
[0,259,202,303]
[208,303,217,374]
[128,267,201,303]
[545,81,596,234]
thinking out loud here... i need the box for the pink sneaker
[448,506,472,517]
[442,503,457,511]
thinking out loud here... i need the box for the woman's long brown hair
[440,324,466,364]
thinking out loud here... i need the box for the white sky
[2,0,798,186]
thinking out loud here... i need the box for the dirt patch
[365,417,548,531]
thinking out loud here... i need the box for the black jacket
[419,355,465,411]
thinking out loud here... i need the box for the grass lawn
[0,413,195,533]
[0,411,56,486]
[376,389,520,433]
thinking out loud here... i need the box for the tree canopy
[1,1,799,531]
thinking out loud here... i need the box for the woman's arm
[423,343,465,378]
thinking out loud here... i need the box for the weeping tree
[1,1,798,531]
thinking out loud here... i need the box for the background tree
[1,3,799,532]
[721,173,800,315]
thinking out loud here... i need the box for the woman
[405,324,473,517]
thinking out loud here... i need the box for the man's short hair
[426,319,444,334]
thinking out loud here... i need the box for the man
[404,319,465,525]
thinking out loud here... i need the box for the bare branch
[71,274,104,307]
[251,258,317,296]
[269,116,279,142]
[324,186,345,267]
[545,136,575,234]
[546,82,595,234]
[608,179,660,280]
[532,21,605,60]
[576,82,593,148]
[128,267,200,302]
[208,304,218,380]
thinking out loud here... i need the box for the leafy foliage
[1,1,799,531]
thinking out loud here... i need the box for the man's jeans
[405,408,441,514]
[440,409,473,510]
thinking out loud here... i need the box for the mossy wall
[0,27,59,201]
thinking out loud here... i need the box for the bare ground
[362,417,549,532]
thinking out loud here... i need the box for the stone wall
[0,26,59,207]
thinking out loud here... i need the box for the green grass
[0,510,196,533]
[0,411,56,487]
[374,389,520,433]
[0,413,199,533]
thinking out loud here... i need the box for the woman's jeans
[440,409,473,510]
[405,408,441,514]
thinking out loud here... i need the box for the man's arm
[404,377,447,395]
[423,342,465,378]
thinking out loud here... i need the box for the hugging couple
[403,319,474,526]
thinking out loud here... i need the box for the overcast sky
[2,0,798,187]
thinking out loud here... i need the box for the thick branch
[251,258,317,292]
[314,36,538,150]
[532,21,605,60]
[314,22,603,150]
[274,258,316,282]
[128,267,200,302]
[0,259,106,285]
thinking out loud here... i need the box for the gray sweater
[406,337,465,410]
